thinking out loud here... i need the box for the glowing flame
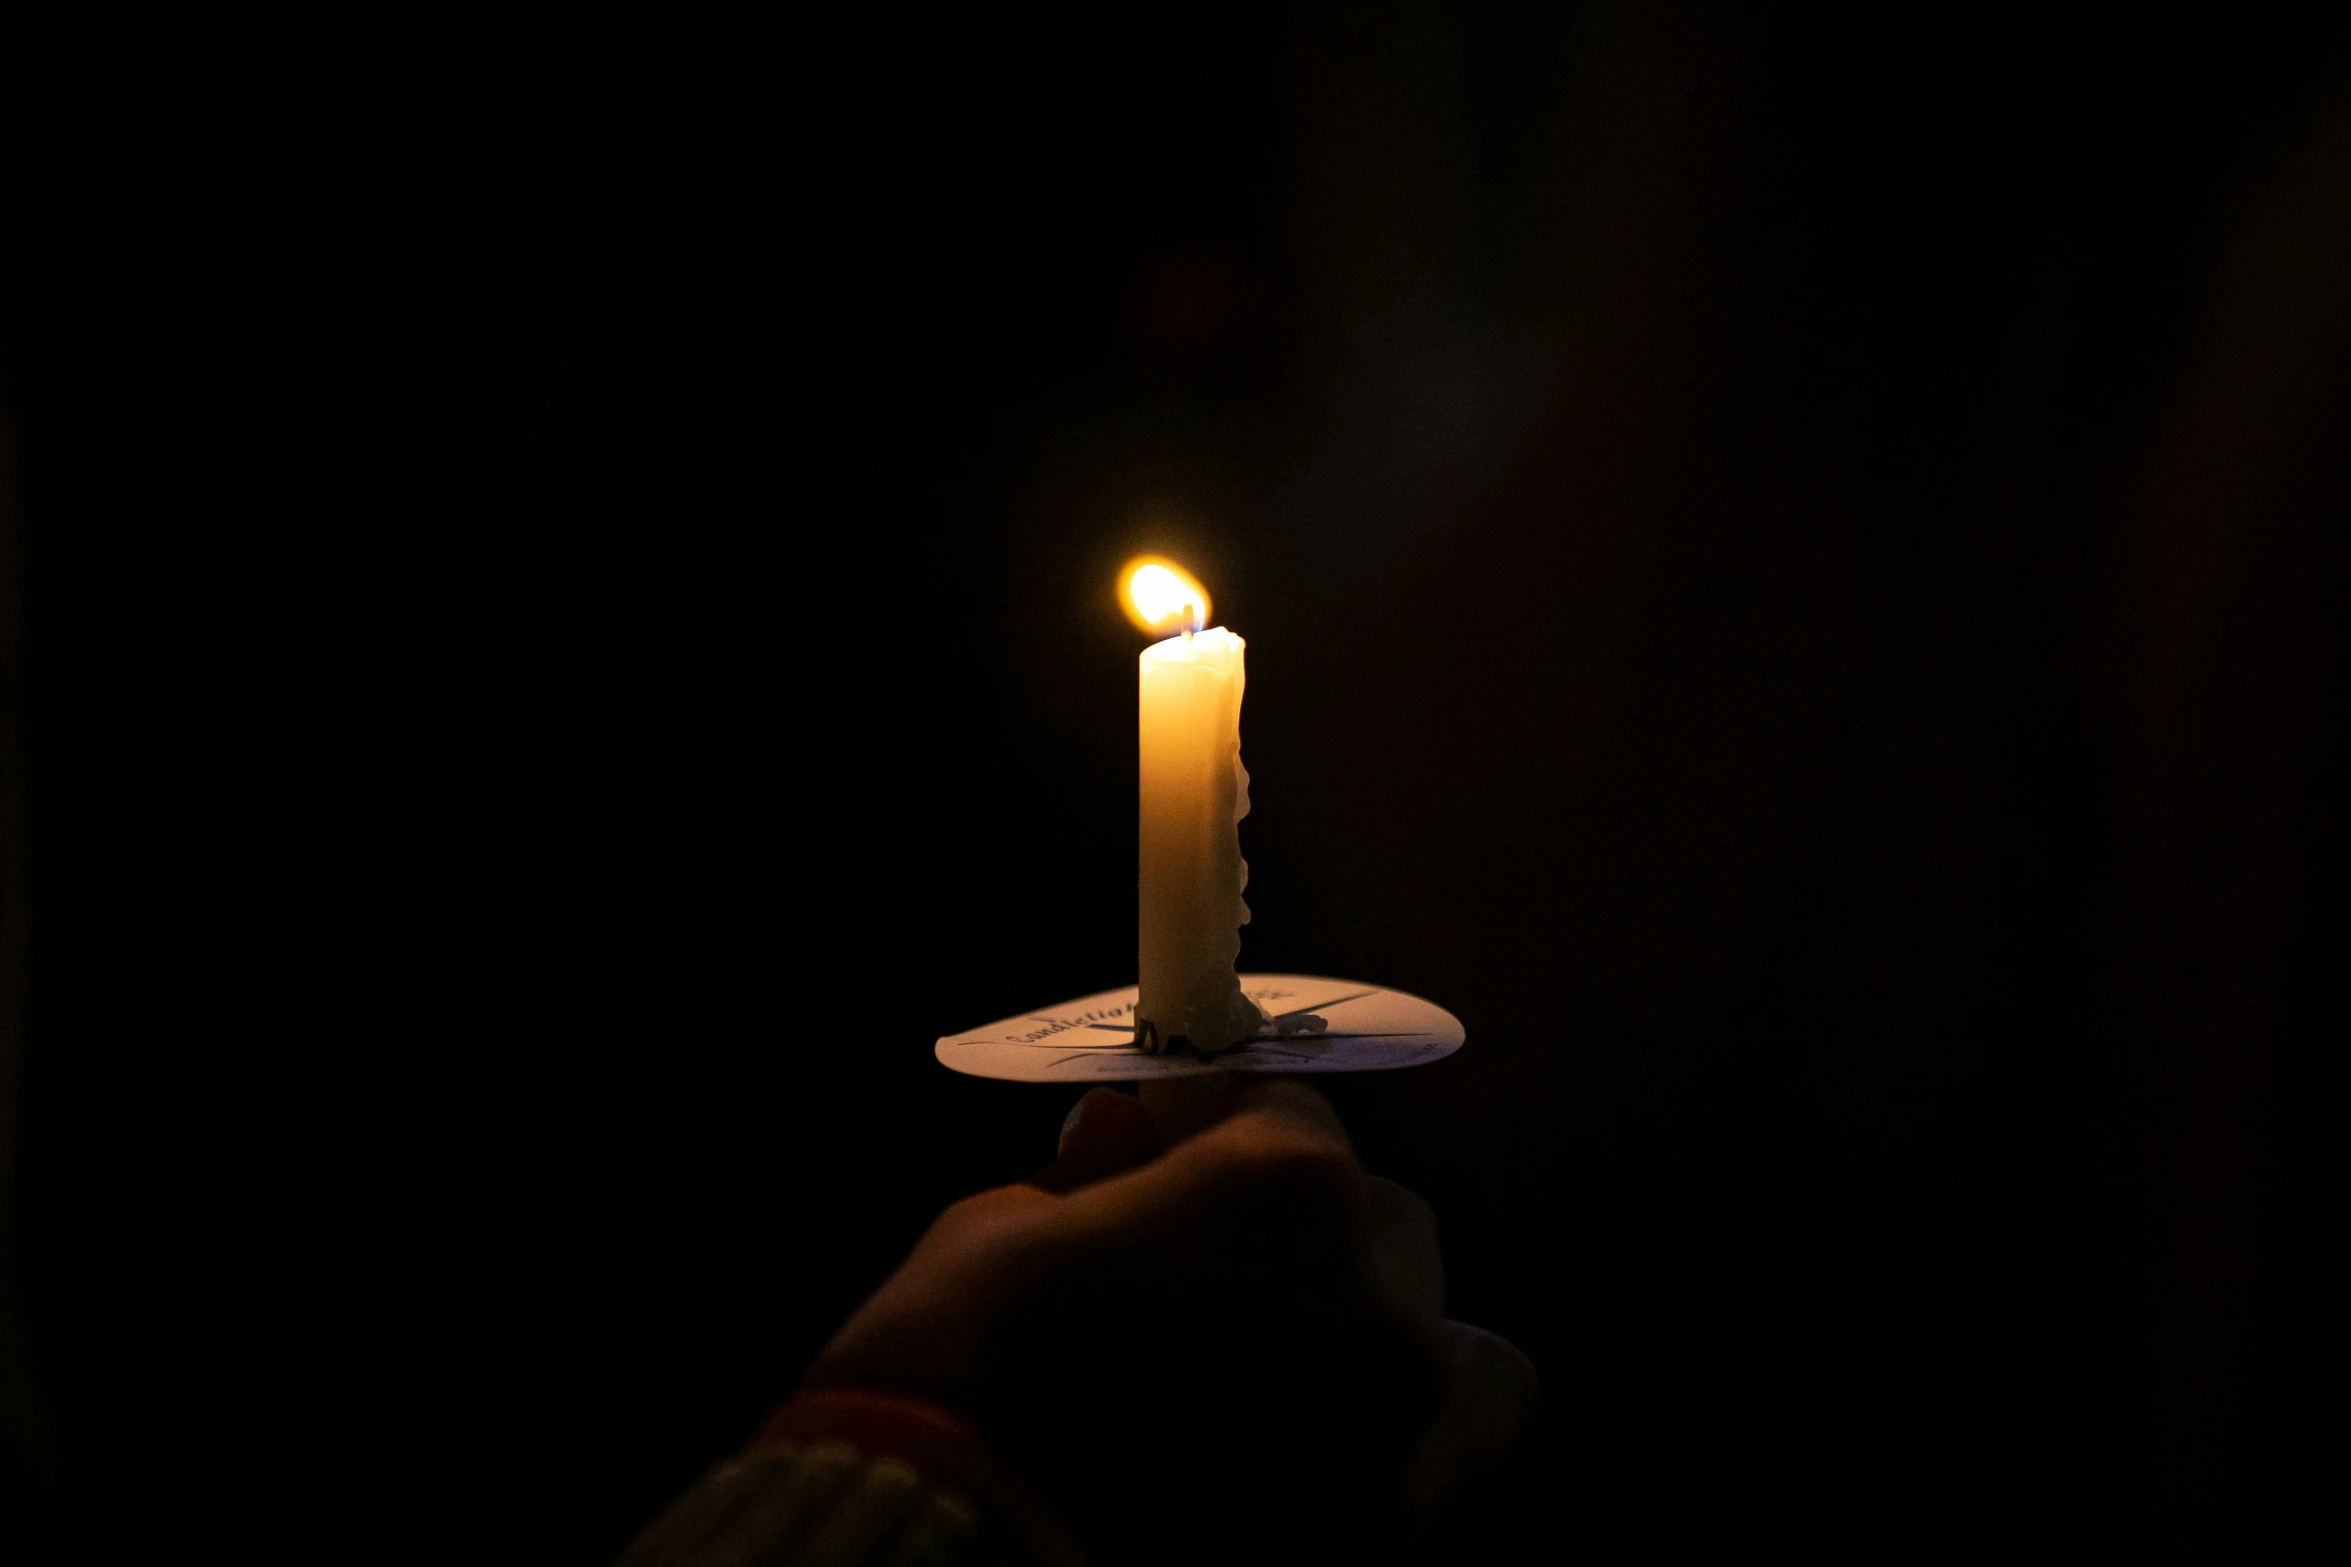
[1122,558,1211,637]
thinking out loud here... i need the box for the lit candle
[1124,560,1266,1057]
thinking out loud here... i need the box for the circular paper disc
[935,974,1464,1083]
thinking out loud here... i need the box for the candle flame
[1122,558,1211,637]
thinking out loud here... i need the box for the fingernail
[1058,1094,1093,1158]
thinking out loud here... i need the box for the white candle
[1128,563,1265,1056]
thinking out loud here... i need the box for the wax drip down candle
[1124,560,1267,1057]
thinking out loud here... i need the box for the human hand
[803,1079,1538,1565]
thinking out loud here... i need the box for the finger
[1405,1321,1541,1533]
[1079,1076,1360,1248]
[1138,1073,1232,1147]
[1365,1176,1445,1321]
[1218,1075,1352,1152]
[1059,1087,1158,1163]
[1148,1077,1357,1214]
[1028,1088,1162,1194]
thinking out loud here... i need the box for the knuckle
[938,1190,999,1226]
[933,1184,1049,1240]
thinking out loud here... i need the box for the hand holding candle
[794,1078,1539,1564]
[1125,559,1267,1057]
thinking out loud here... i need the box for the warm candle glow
[1122,558,1211,637]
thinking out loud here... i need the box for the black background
[4,4,2348,1563]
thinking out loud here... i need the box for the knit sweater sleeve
[616,1389,1087,1567]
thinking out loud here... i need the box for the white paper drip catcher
[937,973,1464,1141]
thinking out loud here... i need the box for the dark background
[4,3,2347,1562]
